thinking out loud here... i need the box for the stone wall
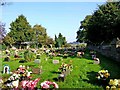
[87,45,120,62]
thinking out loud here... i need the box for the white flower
[97,76,101,79]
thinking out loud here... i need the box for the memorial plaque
[34,59,40,64]
[32,68,41,74]
[94,60,100,64]
[53,60,59,64]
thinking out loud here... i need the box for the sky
[1,1,106,43]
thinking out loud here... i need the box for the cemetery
[0,1,120,90]
[0,47,120,89]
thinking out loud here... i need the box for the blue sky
[2,2,105,42]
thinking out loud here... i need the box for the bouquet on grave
[96,70,110,80]
[40,81,59,89]
[0,78,3,88]
[106,79,119,89]
[58,63,73,72]
[21,78,40,89]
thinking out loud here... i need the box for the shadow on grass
[53,77,58,81]
[86,71,98,85]
[50,71,61,74]
[83,71,109,89]
[82,53,93,60]
[97,53,120,79]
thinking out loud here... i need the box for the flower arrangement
[58,63,73,73]
[106,79,119,89]
[21,78,40,89]
[41,81,59,89]
[97,70,110,80]
[0,78,3,87]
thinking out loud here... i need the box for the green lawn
[0,49,120,89]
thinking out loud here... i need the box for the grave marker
[53,60,59,64]
[94,59,100,64]
[32,68,42,74]
[3,65,10,74]
[34,59,40,64]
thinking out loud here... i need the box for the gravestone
[34,59,40,64]
[53,60,59,64]
[63,69,71,76]
[58,74,65,82]
[32,68,42,74]
[3,65,10,74]
[94,59,100,64]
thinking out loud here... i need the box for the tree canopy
[0,22,6,43]
[55,33,67,47]
[3,14,54,47]
[76,2,120,44]
[8,14,31,43]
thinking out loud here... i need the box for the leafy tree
[0,22,6,43]
[32,24,47,46]
[55,33,67,47]
[88,2,120,43]
[8,14,31,43]
[77,2,120,44]
[3,35,14,47]
[45,36,54,46]
[76,15,92,43]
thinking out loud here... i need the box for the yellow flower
[109,79,114,85]
[104,73,110,78]
[113,79,118,86]
[111,86,116,88]
[106,86,110,89]
[109,79,118,86]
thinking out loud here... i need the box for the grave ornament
[3,65,10,74]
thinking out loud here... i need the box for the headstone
[58,74,65,82]
[64,69,71,76]
[3,65,10,74]
[94,59,100,64]
[53,60,59,64]
[34,59,40,64]
[32,68,42,74]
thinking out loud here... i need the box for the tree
[55,33,67,47]
[0,22,6,43]
[76,15,92,43]
[77,2,120,44]
[32,24,47,46]
[45,36,54,46]
[87,2,120,43]
[3,35,14,47]
[8,14,31,43]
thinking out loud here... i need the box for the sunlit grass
[0,50,120,89]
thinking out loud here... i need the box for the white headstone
[3,65,10,74]
[34,59,40,64]
[94,59,100,64]
[53,60,59,64]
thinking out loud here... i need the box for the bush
[0,43,7,50]
[24,50,36,62]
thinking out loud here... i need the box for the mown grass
[0,49,120,89]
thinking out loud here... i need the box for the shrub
[24,50,36,62]
[0,44,7,50]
